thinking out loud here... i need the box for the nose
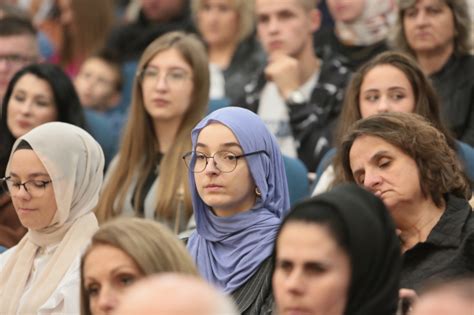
[267,16,280,34]
[15,184,31,200]
[414,10,428,26]
[97,285,118,314]
[363,171,382,191]
[203,157,221,175]
[154,74,169,91]
[376,96,390,113]
[285,269,305,296]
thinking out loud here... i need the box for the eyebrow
[9,172,50,178]
[195,142,243,150]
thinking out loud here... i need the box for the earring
[255,187,261,196]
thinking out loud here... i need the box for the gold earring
[255,187,261,196]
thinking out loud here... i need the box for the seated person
[337,112,473,290]
[273,183,402,315]
[392,0,474,146]
[411,276,474,315]
[184,107,290,314]
[114,274,239,315]
[74,48,126,147]
[80,217,198,315]
[0,122,103,314]
[236,0,351,170]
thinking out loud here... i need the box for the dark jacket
[234,56,350,171]
[430,54,474,147]
[222,36,266,105]
[106,2,195,61]
[231,257,274,315]
[401,194,474,291]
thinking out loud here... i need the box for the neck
[297,45,320,84]
[416,45,453,76]
[396,198,445,252]
[153,118,181,154]
[208,40,238,69]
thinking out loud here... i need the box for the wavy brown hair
[337,112,471,207]
[95,32,209,227]
[80,217,198,315]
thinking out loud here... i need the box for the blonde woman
[80,217,198,315]
[191,0,265,103]
[95,31,209,233]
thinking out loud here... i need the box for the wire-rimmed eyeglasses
[137,67,191,87]
[0,176,52,198]
[182,150,268,173]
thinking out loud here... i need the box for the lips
[268,40,284,50]
[282,307,313,315]
[16,119,32,129]
[17,207,36,213]
[152,98,170,107]
[204,184,223,192]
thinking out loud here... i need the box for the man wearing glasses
[0,16,40,102]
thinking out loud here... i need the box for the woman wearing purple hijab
[183,107,290,314]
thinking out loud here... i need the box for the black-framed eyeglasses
[182,150,269,173]
[1,176,52,198]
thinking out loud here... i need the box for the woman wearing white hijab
[0,122,104,314]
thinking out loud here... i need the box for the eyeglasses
[0,54,37,67]
[137,67,191,87]
[182,150,268,173]
[1,176,52,198]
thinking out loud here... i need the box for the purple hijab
[187,107,290,293]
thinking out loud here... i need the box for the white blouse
[0,243,82,315]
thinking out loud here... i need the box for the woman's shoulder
[0,244,17,269]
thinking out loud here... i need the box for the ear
[308,8,321,33]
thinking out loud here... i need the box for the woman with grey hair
[392,0,474,146]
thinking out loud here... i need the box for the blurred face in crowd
[349,135,424,218]
[0,34,39,101]
[193,123,257,217]
[403,0,456,55]
[140,48,193,124]
[7,73,58,138]
[141,0,185,22]
[197,0,240,48]
[256,0,320,58]
[273,221,351,315]
[327,0,366,23]
[75,57,120,111]
[8,149,57,230]
[83,244,144,315]
[411,287,474,315]
[359,65,416,118]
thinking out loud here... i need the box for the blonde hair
[95,32,209,228]
[192,0,256,42]
[80,217,198,315]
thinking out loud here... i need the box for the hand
[264,52,301,100]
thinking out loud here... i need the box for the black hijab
[276,184,402,315]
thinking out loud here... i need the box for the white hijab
[0,122,104,314]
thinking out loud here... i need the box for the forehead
[362,65,412,89]
[0,34,38,55]
[277,222,346,260]
[147,48,191,70]
[349,135,408,163]
[82,57,120,78]
[256,0,305,14]
[10,149,48,174]
[84,243,138,271]
[196,123,239,146]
